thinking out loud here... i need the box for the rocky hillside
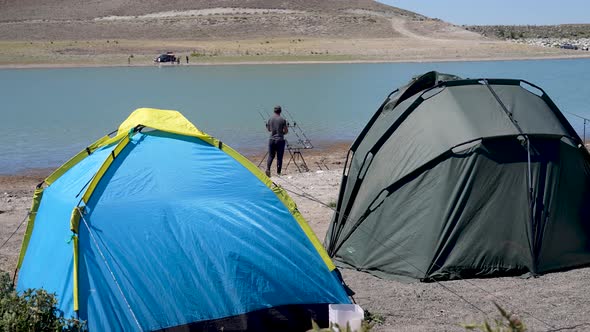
[0,0,474,40]
[0,0,416,21]
[466,24,590,52]
[465,24,590,39]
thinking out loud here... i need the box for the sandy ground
[1,5,589,68]
[1,143,590,331]
[1,37,589,69]
[1,11,590,68]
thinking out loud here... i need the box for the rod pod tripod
[257,108,313,173]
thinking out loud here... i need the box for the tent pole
[584,119,586,144]
[483,80,537,274]
[526,136,536,274]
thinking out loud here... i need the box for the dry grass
[1,0,588,67]
[1,37,589,67]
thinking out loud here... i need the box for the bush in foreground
[0,272,85,332]
[463,302,526,332]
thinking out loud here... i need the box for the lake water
[1,59,590,174]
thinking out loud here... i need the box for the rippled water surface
[1,59,590,174]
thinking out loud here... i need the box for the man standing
[266,105,288,177]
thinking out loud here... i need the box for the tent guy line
[277,177,560,330]
[315,181,590,329]
[77,206,144,332]
[0,212,28,252]
[280,178,488,314]
[0,212,29,286]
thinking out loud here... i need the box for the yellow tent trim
[219,144,336,271]
[18,108,336,278]
[45,108,211,188]
[99,108,216,148]
[69,207,81,234]
[16,188,44,269]
[116,108,337,271]
[17,136,113,270]
[95,108,336,271]
[45,135,112,186]
[68,207,81,311]
[82,135,131,204]
[72,235,79,312]
[18,134,120,270]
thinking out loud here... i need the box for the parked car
[560,43,579,50]
[154,53,177,63]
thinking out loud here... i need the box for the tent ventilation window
[358,152,374,180]
[421,86,445,101]
[382,100,399,114]
[381,89,401,114]
[520,81,544,97]
[451,139,482,154]
[368,189,389,213]
[343,150,354,177]
[560,136,578,148]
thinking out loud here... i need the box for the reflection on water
[1,59,589,174]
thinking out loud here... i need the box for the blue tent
[17,108,350,331]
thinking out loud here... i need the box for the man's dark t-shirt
[267,115,287,140]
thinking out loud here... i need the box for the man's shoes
[265,170,271,177]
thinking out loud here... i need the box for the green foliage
[463,302,526,332]
[190,51,206,57]
[465,24,590,40]
[328,201,338,208]
[0,272,86,332]
[364,310,384,325]
[307,319,375,332]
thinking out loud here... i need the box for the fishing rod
[284,108,313,149]
[564,111,589,143]
[282,108,313,149]
[257,110,270,126]
[255,110,271,168]
[259,106,313,172]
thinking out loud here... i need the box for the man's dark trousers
[267,139,286,175]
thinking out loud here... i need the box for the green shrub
[308,311,380,332]
[307,319,374,332]
[0,272,86,331]
[190,51,206,57]
[364,310,384,325]
[463,302,526,332]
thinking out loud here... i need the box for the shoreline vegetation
[1,37,590,69]
[1,4,589,69]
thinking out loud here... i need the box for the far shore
[2,36,590,70]
[1,53,590,70]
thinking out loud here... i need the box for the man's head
[273,105,282,114]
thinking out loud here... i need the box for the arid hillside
[0,0,587,66]
[0,0,474,40]
[0,0,412,21]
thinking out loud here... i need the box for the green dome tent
[325,71,590,281]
